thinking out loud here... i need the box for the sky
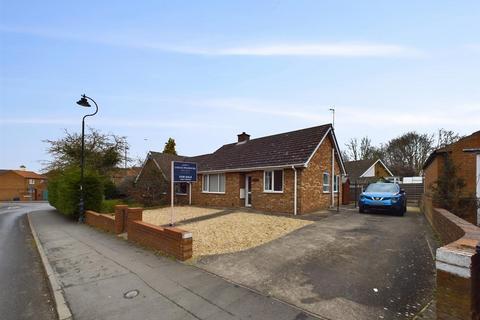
[0,1,479,172]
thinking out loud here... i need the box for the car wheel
[395,208,404,216]
[359,206,365,213]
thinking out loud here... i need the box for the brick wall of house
[250,169,295,213]
[0,172,46,201]
[298,136,342,213]
[425,132,479,197]
[424,156,441,196]
[191,172,243,208]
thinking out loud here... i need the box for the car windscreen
[365,183,399,193]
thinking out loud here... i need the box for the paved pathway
[30,208,320,320]
[0,203,56,320]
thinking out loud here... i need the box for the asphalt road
[0,202,56,320]
[197,207,438,320]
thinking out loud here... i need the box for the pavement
[196,207,439,320]
[29,206,320,320]
[0,202,56,320]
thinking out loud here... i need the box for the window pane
[209,174,219,192]
[323,173,329,192]
[219,174,225,192]
[202,175,208,191]
[264,171,272,190]
[273,170,283,191]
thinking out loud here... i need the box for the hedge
[48,167,104,218]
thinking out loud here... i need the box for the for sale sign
[172,161,197,182]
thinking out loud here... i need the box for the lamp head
[76,95,91,107]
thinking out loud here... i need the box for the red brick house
[135,124,346,214]
[422,130,480,225]
[0,169,48,201]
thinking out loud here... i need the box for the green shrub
[103,179,118,199]
[100,199,124,213]
[48,167,104,218]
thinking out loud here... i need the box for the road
[0,202,56,320]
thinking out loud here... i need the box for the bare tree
[383,132,434,176]
[345,138,359,161]
[436,128,463,148]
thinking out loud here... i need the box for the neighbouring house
[0,168,48,201]
[423,130,480,225]
[134,124,346,214]
[343,159,394,203]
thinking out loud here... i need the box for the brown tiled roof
[0,169,47,179]
[149,152,187,178]
[344,159,378,181]
[193,124,334,172]
[148,124,343,175]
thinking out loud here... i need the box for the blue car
[358,182,407,216]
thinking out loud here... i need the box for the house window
[202,173,226,193]
[175,182,188,195]
[264,169,283,192]
[28,179,35,185]
[323,172,330,193]
[334,175,340,193]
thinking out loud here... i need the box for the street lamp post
[76,94,99,222]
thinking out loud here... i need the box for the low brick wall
[85,210,116,233]
[85,206,193,260]
[421,195,480,319]
[127,218,192,261]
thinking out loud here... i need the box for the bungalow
[135,124,346,214]
[423,130,480,225]
[0,169,47,201]
[343,159,394,203]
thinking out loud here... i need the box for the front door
[245,176,252,207]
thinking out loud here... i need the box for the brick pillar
[472,243,480,320]
[127,207,143,229]
[114,205,128,234]
[436,246,477,319]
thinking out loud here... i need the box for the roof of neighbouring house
[344,158,393,181]
[344,159,378,181]
[140,124,346,178]
[0,169,47,179]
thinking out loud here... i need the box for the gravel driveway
[195,207,438,320]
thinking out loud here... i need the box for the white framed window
[28,179,35,185]
[333,175,340,193]
[264,169,283,192]
[202,173,226,193]
[323,172,330,193]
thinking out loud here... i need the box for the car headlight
[391,196,400,203]
[360,195,366,200]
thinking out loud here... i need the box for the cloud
[0,25,421,58]
[0,117,232,129]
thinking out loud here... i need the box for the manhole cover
[123,289,139,299]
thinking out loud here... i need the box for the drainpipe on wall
[292,165,297,215]
[331,148,335,207]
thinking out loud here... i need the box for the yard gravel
[143,206,223,226]
[183,211,313,257]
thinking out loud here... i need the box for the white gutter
[292,165,298,215]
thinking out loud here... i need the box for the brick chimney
[237,132,250,143]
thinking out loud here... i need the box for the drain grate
[123,289,139,299]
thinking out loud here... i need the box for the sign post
[170,161,197,226]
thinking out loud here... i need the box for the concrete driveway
[195,207,437,320]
